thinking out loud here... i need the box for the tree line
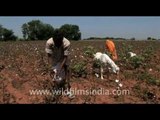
[0,20,81,41]
[0,20,159,41]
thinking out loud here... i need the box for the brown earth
[0,40,160,104]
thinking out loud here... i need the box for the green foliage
[138,72,160,86]
[130,37,135,40]
[138,72,152,81]
[142,46,154,62]
[3,28,17,41]
[123,71,134,79]
[70,61,87,77]
[129,56,145,69]
[0,25,3,40]
[21,20,54,40]
[118,42,133,61]
[60,24,81,40]
[21,22,81,41]
[83,46,96,58]
[147,37,157,40]
[147,37,152,40]
[0,25,17,41]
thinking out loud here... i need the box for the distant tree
[0,25,3,40]
[59,24,81,40]
[105,37,114,40]
[152,38,156,40]
[22,23,29,40]
[147,37,152,40]
[130,37,135,40]
[147,37,156,40]
[21,20,54,40]
[3,28,17,41]
[39,24,54,40]
[0,24,17,41]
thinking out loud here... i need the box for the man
[45,29,71,90]
[105,39,118,61]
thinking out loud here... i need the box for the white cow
[93,52,120,80]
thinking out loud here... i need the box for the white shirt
[45,37,70,66]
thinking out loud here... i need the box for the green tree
[60,24,81,40]
[38,24,54,40]
[22,23,29,40]
[147,37,156,40]
[147,37,151,40]
[130,37,135,40]
[21,20,54,40]
[0,25,17,41]
[3,28,17,41]
[0,25,3,40]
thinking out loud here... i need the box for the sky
[0,16,160,40]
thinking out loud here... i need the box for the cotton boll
[58,77,62,81]
[35,48,38,51]
[117,87,120,89]
[128,52,136,57]
[115,79,119,83]
[53,69,57,73]
[119,83,123,87]
[95,73,99,78]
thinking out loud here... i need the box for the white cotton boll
[54,75,62,81]
[95,73,99,78]
[119,83,123,87]
[149,68,152,72]
[115,79,119,83]
[53,69,57,73]
[35,48,38,51]
[128,52,136,57]
[75,55,77,58]
[71,49,74,51]
[58,77,62,81]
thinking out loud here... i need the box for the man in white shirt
[45,29,71,90]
